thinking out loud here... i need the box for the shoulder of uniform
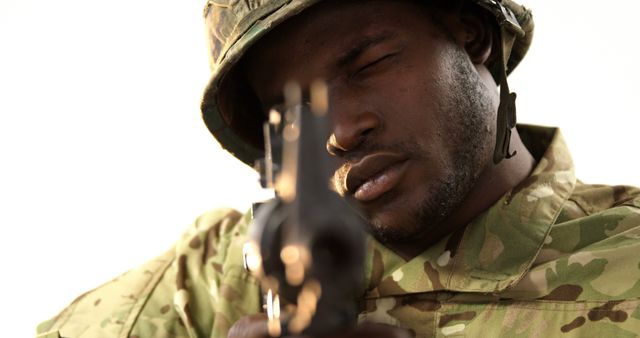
[568,182,640,215]
[511,185,640,302]
[174,207,249,267]
[36,248,175,338]
[181,207,247,244]
[169,207,260,337]
[36,208,248,338]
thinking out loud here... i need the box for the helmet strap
[492,25,518,164]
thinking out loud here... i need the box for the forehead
[244,0,431,79]
[244,0,438,105]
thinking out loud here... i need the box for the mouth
[344,153,409,202]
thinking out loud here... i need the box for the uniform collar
[364,125,577,298]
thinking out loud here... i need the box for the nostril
[326,133,347,157]
[360,127,374,137]
[326,142,345,157]
[328,111,381,155]
[327,125,377,157]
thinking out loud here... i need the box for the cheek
[378,76,447,148]
[350,50,456,157]
[377,59,448,116]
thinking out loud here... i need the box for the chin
[365,208,421,244]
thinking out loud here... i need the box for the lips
[345,153,409,202]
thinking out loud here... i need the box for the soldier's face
[245,0,497,247]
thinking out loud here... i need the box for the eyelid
[268,95,312,113]
[352,52,398,78]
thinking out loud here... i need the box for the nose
[326,96,381,157]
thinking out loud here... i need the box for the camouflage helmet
[201,0,534,167]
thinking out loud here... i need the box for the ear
[442,6,495,66]
[462,11,494,65]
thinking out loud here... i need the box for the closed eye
[352,53,398,79]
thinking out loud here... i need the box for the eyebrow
[261,32,398,110]
[336,31,397,68]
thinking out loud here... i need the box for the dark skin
[236,0,536,336]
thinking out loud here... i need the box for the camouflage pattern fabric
[36,209,262,338]
[37,125,640,337]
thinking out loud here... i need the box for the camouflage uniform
[37,125,640,337]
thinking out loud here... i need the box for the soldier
[37,0,640,337]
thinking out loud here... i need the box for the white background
[1,0,639,337]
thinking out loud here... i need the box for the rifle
[243,80,366,337]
